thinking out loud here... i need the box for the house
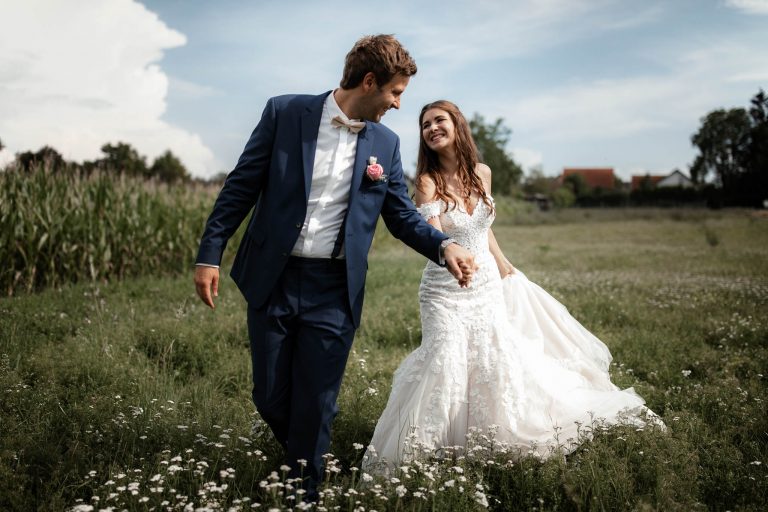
[631,174,666,191]
[559,167,617,190]
[657,170,693,188]
[631,170,693,191]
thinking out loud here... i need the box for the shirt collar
[326,89,362,124]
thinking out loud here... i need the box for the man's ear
[361,72,378,92]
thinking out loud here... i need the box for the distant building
[657,170,693,188]
[631,174,666,191]
[631,170,693,191]
[559,167,617,190]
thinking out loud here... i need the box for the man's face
[360,73,410,123]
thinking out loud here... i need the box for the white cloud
[725,0,768,15]
[0,0,218,177]
[169,77,221,99]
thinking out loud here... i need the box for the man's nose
[392,98,401,109]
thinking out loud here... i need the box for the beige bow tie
[331,115,365,134]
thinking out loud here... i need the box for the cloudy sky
[1,0,767,180]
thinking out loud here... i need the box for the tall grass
[0,166,237,296]
[1,208,766,510]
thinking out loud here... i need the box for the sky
[1,0,767,180]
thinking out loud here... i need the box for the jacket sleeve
[195,98,276,265]
[379,136,447,264]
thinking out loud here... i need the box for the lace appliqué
[416,200,442,221]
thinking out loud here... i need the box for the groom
[193,34,474,498]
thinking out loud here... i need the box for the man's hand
[444,243,478,288]
[194,266,220,309]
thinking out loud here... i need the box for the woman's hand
[497,258,515,278]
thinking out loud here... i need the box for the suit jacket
[195,91,447,327]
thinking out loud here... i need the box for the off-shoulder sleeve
[416,200,442,221]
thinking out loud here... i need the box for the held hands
[194,266,220,309]
[444,243,478,288]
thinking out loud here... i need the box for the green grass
[1,208,767,510]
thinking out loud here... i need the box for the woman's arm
[477,164,515,278]
[414,174,443,233]
[489,227,515,277]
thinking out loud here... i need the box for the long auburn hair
[416,100,493,214]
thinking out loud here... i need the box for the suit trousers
[247,256,356,497]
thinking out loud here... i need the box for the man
[194,34,475,498]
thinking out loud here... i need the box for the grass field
[1,207,767,511]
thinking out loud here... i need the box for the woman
[362,101,662,472]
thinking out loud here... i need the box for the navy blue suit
[196,91,447,495]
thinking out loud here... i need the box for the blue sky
[1,0,767,180]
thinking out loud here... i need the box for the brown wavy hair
[416,100,493,214]
[340,35,417,89]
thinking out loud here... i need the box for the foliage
[551,186,576,208]
[629,185,711,207]
[14,145,69,173]
[563,173,590,197]
[469,114,523,196]
[150,150,190,184]
[0,165,236,296]
[1,210,767,510]
[690,89,768,207]
[4,143,192,184]
[521,166,555,196]
[95,142,149,177]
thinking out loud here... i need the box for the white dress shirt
[291,91,358,258]
[197,91,359,269]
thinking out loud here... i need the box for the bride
[362,100,662,471]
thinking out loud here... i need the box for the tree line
[3,89,765,206]
[2,142,199,185]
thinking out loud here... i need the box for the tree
[149,150,189,183]
[552,187,576,208]
[96,142,148,177]
[563,173,590,197]
[690,89,768,206]
[15,145,67,172]
[522,166,555,196]
[690,108,751,188]
[469,114,523,195]
[744,89,768,204]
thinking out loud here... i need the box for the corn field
[0,167,234,296]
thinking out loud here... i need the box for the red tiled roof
[561,168,616,190]
[630,174,665,191]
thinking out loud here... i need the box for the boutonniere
[366,156,387,182]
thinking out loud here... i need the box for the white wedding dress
[362,197,662,471]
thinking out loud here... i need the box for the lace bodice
[416,197,495,256]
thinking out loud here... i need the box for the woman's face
[421,108,456,153]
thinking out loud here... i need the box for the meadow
[1,184,767,509]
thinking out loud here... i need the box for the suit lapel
[348,122,376,206]
[300,92,330,203]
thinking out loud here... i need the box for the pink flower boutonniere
[366,156,387,182]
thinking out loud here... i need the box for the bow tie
[331,115,365,134]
